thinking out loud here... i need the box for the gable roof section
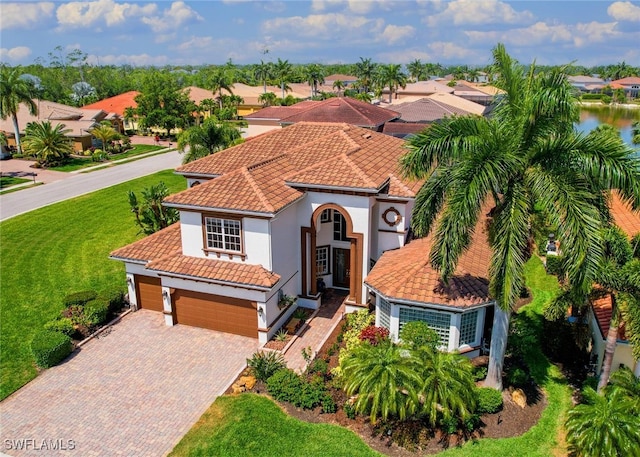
[390,97,472,122]
[426,93,486,115]
[82,91,139,116]
[279,97,399,128]
[110,223,182,263]
[592,294,627,341]
[244,102,318,120]
[396,80,454,95]
[171,123,419,212]
[610,76,640,85]
[365,209,492,308]
[147,252,281,289]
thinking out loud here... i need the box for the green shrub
[439,416,459,434]
[322,393,337,413]
[545,255,564,277]
[44,318,75,337]
[267,368,305,403]
[31,330,72,368]
[472,365,488,382]
[601,95,612,105]
[344,401,356,419]
[99,289,126,314]
[475,387,503,414]
[247,351,286,382]
[506,367,530,388]
[400,321,440,350]
[84,299,109,326]
[62,290,98,308]
[307,358,328,376]
[581,93,604,100]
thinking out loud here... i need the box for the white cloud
[377,48,432,64]
[607,1,640,21]
[428,42,473,60]
[86,53,169,66]
[380,24,415,44]
[426,0,534,26]
[573,21,620,47]
[262,13,380,38]
[56,0,156,29]
[0,46,32,62]
[0,2,54,31]
[311,0,345,12]
[141,1,203,34]
[466,21,572,46]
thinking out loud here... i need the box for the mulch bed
[231,316,547,456]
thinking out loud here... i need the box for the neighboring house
[382,80,453,102]
[226,83,309,116]
[0,100,121,153]
[110,122,423,345]
[588,193,640,377]
[82,91,138,131]
[567,75,605,92]
[450,82,495,106]
[609,76,640,99]
[365,205,494,356]
[245,97,400,132]
[322,74,359,89]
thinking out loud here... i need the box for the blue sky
[1,1,639,68]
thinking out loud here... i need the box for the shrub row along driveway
[0,311,257,456]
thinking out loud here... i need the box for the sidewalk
[283,291,347,373]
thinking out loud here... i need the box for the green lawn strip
[0,176,31,188]
[50,145,165,172]
[0,170,185,400]
[169,394,381,457]
[0,183,43,195]
[440,256,570,457]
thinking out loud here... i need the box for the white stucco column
[449,313,461,352]
[126,273,138,311]
[161,286,175,326]
[390,302,401,341]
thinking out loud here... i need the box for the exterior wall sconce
[162,290,169,299]
[258,306,264,316]
[126,276,133,286]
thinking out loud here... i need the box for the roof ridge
[387,175,414,195]
[338,129,363,155]
[246,153,288,171]
[241,168,275,213]
[341,153,378,189]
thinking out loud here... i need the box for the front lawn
[0,170,185,400]
[0,176,31,188]
[50,144,165,172]
[169,394,381,457]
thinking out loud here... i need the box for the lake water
[576,105,638,148]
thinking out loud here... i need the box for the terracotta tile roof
[109,223,182,263]
[382,122,431,136]
[146,252,280,288]
[244,102,318,120]
[365,210,492,308]
[390,97,472,122]
[426,93,486,115]
[82,91,139,116]
[183,86,215,104]
[172,123,419,212]
[611,192,640,237]
[396,80,454,95]
[279,97,399,128]
[323,74,358,83]
[592,293,627,341]
[610,77,640,85]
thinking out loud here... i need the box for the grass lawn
[440,256,570,457]
[50,145,165,172]
[169,394,381,457]
[0,176,31,188]
[171,256,570,457]
[0,170,185,400]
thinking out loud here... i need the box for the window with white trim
[320,209,331,223]
[399,307,451,348]
[378,298,391,330]
[205,217,241,252]
[333,210,348,241]
[459,310,478,346]
[316,246,329,275]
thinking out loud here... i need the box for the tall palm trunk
[11,114,22,154]
[597,299,619,392]
[281,82,285,99]
[485,306,510,390]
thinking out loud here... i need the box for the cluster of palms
[340,321,477,428]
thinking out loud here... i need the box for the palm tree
[607,366,640,413]
[406,59,425,82]
[207,68,235,110]
[332,80,345,96]
[128,182,179,235]
[258,92,277,107]
[378,64,407,103]
[255,60,273,94]
[22,121,73,166]
[565,387,640,457]
[0,65,38,154]
[90,122,121,152]
[414,348,477,426]
[593,227,640,391]
[401,43,640,390]
[273,58,293,99]
[352,92,372,103]
[340,339,420,423]
[354,57,376,94]
[632,120,640,145]
[123,106,137,132]
[176,117,242,164]
[304,64,325,98]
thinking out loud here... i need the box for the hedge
[99,289,126,314]
[43,318,75,337]
[475,387,504,414]
[84,299,109,326]
[62,290,98,308]
[31,330,73,368]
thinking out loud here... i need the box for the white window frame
[459,310,479,347]
[320,209,332,223]
[316,245,329,275]
[204,216,242,253]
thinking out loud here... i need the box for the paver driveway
[0,310,258,457]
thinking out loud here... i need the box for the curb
[75,308,133,348]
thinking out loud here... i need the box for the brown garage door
[174,290,257,338]
[135,275,163,312]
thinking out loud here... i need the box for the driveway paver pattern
[0,310,258,457]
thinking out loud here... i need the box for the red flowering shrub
[358,325,390,345]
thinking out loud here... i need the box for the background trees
[0,65,38,154]
[176,117,242,164]
[401,43,640,390]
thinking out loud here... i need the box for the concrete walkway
[283,291,346,373]
[0,310,258,457]
[0,149,182,222]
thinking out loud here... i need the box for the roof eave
[365,283,495,312]
[162,202,275,218]
[149,269,276,292]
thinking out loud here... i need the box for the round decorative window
[382,207,402,227]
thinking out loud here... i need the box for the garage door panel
[135,275,163,312]
[174,290,257,338]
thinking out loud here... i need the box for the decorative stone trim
[382,207,402,227]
